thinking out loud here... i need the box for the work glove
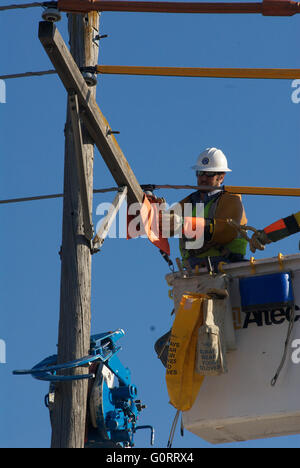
[160,211,183,237]
[144,191,166,207]
[249,229,272,253]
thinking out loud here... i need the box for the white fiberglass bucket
[166,253,300,444]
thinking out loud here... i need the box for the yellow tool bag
[166,292,206,412]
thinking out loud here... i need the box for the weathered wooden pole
[50,12,100,448]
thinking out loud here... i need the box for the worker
[249,211,300,253]
[154,149,247,367]
[165,147,248,271]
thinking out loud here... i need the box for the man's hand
[249,229,272,253]
[160,211,183,237]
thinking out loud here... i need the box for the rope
[226,218,258,242]
[167,409,181,448]
[0,2,44,11]
[271,303,296,386]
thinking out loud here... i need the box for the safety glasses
[196,171,220,177]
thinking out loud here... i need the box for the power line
[0,193,63,204]
[2,66,300,81]
[97,65,300,80]
[0,70,56,80]
[57,0,300,16]
[2,184,300,205]
[0,2,44,11]
[0,186,202,205]
[2,0,300,16]
[0,187,119,205]
[0,186,208,205]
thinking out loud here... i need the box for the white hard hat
[191,147,232,172]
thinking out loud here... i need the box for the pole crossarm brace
[68,92,94,240]
[38,21,144,206]
[96,65,300,80]
[92,186,128,252]
[57,0,300,16]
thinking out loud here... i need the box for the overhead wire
[0,70,56,80]
[0,17,298,202]
[97,65,300,80]
[0,2,44,11]
[2,66,300,81]
[2,0,300,15]
[0,187,119,205]
[1,185,300,205]
[0,193,64,205]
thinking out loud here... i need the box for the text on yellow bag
[166,292,207,412]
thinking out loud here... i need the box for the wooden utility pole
[39,18,144,447]
[50,12,100,448]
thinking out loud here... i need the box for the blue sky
[1,2,300,448]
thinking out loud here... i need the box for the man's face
[196,171,225,191]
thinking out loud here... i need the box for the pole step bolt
[106,129,120,136]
